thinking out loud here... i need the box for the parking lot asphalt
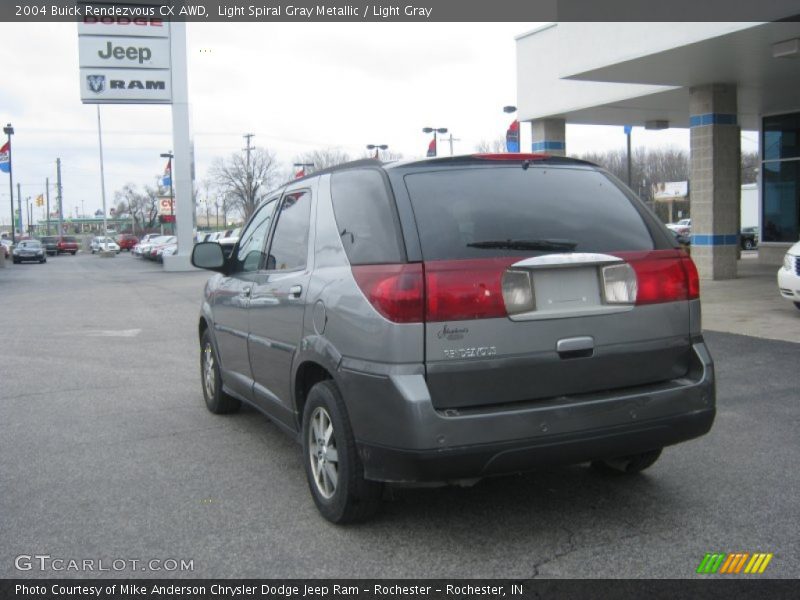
[1,253,798,579]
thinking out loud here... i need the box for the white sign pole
[163,21,195,271]
[96,105,109,251]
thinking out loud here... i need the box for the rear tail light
[351,264,424,323]
[623,251,699,305]
[501,269,535,315]
[425,259,510,321]
[601,263,638,304]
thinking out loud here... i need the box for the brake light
[351,264,424,323]
[425,259,511,321]
[621,251,700,305]
[472,153,550,161]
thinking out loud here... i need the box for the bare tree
[209,147,282,220]
[114,184,159,233]
[360,149,405,161]
[293,148,351,174]
[475,138,508,153]
[741,151,759,184]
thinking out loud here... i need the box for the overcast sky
[0,22,758,225]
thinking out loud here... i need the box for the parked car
[13,239,46,264]
[740,227,758,250]
[671,229,691,247]
[39,236,59,256]
[1,238,13,259]
[90,236,121,253]
[666,219,691,236]
[159,243,178,262]
[191,154,716,523]
[134,234,168,258]
[777,241,800,311]
[116,234,139,251]
[56,236,79,255]
[147,236,176,260]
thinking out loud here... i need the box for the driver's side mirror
[191,242,226,272]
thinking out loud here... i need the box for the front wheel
[794,302,800,311]
[591,448,662,475]
[200,329,240,414]
[302,381,382,524]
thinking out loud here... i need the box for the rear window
[403,166,655,260]
[331,169,403,265]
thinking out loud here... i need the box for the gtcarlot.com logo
[696,552,773,574]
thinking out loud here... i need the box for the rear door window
[403,166,655,260]
[331,169,403,264]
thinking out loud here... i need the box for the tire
[302,380,382,524]
[40,258,46,263]
[71,251,77,255]
[591,448,663,475]
[794,302,800,311]
[743,239,755,250]
[200,329,240,414]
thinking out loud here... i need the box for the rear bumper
[359,408,714,482]
[339,340,715,483]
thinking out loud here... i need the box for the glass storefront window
[762,159,799,243]
[763,113,800,161]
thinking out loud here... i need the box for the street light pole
[422,127,448,157]
[366,144,388,160]
[293,162,314,178]
[3,123,14,243]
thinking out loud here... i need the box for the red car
[117,234,139,251]
[56,236,79,255]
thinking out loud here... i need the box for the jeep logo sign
[79,36,170,70]
[98,41,152,64]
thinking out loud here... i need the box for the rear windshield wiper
[466,239,578,252]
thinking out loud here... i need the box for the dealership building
[516,21,800,279]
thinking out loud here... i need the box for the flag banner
[161,160,172,187]
[426,137,436,157]
[506,119,520,153]
[36,194,44,207]
[0,141,9,174]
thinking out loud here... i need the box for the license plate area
[533,266,601,314]
[506,253,635,322]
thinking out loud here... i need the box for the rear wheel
[743,239,755,250]
[591,448,662,475]
[71,251,77,255]
[200,329,240,414]
[302,380,382,524]
[794,302,800,311]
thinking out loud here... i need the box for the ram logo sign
[79,68,172,104]
[696,552,774,575]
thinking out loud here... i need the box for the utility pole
[17,183,22,237]
[45,177,50,235]
[243,132,254,212]
[442,133,460,156]
[56,158,63,236]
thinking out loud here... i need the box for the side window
[266,190,312,271]
[233,198,277,273]
[330,169,404,264]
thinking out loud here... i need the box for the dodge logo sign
[87,75,106,93]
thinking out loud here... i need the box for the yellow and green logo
[697,553,773,574]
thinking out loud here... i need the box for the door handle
[289,285,303,298]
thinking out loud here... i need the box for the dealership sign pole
[78,3,195,270]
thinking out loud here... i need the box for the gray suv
[191,154,715,523]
